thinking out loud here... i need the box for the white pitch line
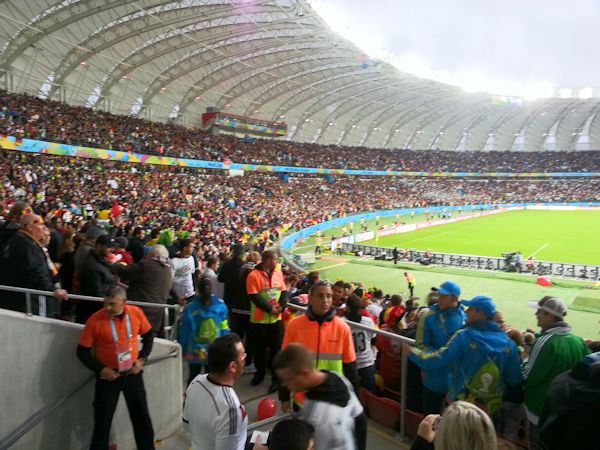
[529,243,549,258]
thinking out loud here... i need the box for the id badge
[116,344,133,372]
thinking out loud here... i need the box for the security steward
[279,281,365,450]
[77,285,155,450]
[246,250,287,392]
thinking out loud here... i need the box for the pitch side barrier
[341,244,600,281]
[3,135,600,178]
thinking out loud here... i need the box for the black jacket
[0,232,56,292]
[539,353,600,450]
[217,256,243,307]
[79,250,116,298]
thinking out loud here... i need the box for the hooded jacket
[414,302,466,393]
[178,294,230,365]
[539,352,600,450]
[524,321,590,424]
[410,320,523,415]
[301,371,364,450]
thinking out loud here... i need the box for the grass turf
[362,210,600,265]
[310,256,600,339]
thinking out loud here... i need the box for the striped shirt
[183,374,248,450]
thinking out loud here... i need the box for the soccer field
[363,210,600,265]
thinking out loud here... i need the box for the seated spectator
[254,418,315,450]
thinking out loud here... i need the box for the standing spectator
[74,225,106,281]
[538,352,600,450]
[246,250,287,391]
[408,296,523,420]
[76,286,155,450]
[383,294,406,328]
[217,243,245,308]
[77,234,118,323]
[114,236,133,266]
[229,251,260,373]
[0,213,67,316]
[414,281,466,414]
[404,272,416,297]
[273,344,365,450]
[203,256,220,298]
[0,201,30,252]
[345,294,377,394]
[524,296,590,449]
[178,277,230,386]
[113,244,173,336]
[46,216,64,262]
[127,227,146,263]
[169,238,196,303]
[182,334,248,450]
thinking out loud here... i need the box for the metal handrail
[247,413,295,433]
[0,350,179,450]
[285,302,415,440]
[0,284,182,340]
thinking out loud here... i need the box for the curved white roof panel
[1,0,598,151]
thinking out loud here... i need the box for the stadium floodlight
[559,88,572,98]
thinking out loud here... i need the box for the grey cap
[528,296,567,319]
[85,226,107,239]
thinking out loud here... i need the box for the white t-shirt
[351,316,377,369]
[301,372,364,450]
[170,255,195,298]
[366,302,383,321]
[183,374,248,450]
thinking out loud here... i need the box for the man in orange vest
[279,281,365,450]
[246,250,287,392]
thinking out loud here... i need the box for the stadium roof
[1,0,600,151]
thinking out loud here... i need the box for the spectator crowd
[3,89,600,172]
[0,91,599,450]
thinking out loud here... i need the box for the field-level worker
[279,281,365,450]
[404,272,416,297]
[77,285,155,450]
[245,250,287,392]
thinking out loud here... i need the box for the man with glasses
[183,333,248,450]
[0,212,67,316]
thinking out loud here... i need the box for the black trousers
[90,372,154,450]
[230,311,253,365]
[247,321,282,378]
[422,386,446,415]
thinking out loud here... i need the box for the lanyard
[109,314,132,344]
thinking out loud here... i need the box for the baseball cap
[462,295,497,319]
[528,296,567,319]
[438,281,461,297]
[96,234,117,247]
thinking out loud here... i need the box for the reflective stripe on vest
[250,271,282,324]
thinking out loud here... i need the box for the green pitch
[363,210,600,266]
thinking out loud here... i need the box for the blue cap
[462,296,497,319]
[438,281,461,297]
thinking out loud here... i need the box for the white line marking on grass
[406,223,478,243]
[529,243,549,258]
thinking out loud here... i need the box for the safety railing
[0,284,182,340]
[285,302,415,440]
[0,349,179,449]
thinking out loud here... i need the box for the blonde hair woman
[411,401,498,450]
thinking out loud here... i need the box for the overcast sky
[310,0,598,96]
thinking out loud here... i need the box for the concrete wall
[0,308,182,450]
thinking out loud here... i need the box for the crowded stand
[3,89,600,173]
[2,95,600,450]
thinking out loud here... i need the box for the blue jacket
[410,320,523,415]
[177,294,230,365]
[414,303,466,392]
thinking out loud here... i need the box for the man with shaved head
[0,213,67,316]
